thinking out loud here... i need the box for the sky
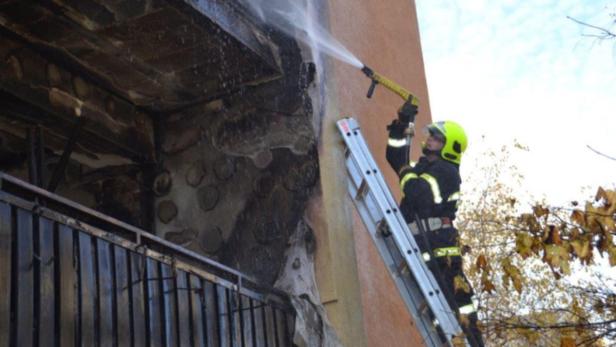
[415,0,616,204]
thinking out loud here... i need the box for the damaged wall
[154,32,319,285]
[0,0,323,294]
[1,1,331,343]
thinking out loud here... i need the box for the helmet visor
[423,125,445,143]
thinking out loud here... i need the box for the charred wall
[155,33,319,285]
[0,0,319,287]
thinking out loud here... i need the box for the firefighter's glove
[387,120,406,140]
[397,101,418,125]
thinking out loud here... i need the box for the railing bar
[0,174,248,280]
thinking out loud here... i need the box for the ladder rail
[337,117,468,347]
[343,168,443,346]
[342,129,449,343]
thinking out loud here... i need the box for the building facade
[0,0,434,345]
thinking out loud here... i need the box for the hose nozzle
[361,65,378,98]
[361,65,374,78]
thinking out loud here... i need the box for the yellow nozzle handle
[362,66,419,106]
[372,73,419,106]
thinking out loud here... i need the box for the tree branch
[494,317,616,332]
[587,145,616,161]
[567,16,616,40]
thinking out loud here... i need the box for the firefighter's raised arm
[385,100,417,174]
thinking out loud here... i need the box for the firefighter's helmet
[426,121,467,164]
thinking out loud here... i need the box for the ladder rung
[355,179,368,200]
[397,261,409,275]
[376,220,391,237]
[418,301,430,316]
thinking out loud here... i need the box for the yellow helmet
[426,121,467,164]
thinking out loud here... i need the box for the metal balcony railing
[0,172,294,347]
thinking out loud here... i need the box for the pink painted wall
[319,0,433,345]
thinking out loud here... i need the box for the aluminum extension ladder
[336,117,467,347]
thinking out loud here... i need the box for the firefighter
[385,102,484,347]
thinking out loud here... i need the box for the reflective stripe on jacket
[422,246,461,261]
[396,158,461,222]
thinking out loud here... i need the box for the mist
[241,0,363,68]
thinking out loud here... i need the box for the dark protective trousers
[421,227,485,347]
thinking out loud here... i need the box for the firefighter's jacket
[385,131,463,270]
[386,133,475,308]
[386,141,461,224]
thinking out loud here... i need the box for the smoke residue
[241,0,363,68]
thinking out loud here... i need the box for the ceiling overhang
[0,0,282,112]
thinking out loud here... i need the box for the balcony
[0,172,294,346]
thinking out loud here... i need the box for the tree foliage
[457,143,616,346]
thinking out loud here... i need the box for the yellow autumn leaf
[561,256,571,275]
[594,187,616,211]
[608,245,616,267]
[571,298,584,317]
[502,258,523,293]
[541,225,551,242]
[520,213,541,233]
[475,254,489,272]
[570,239,591,260]
[544,245,557,267]
[570,209,586,226]
[511,278,523,295]
[560,336,576,347]
[481,271,496,294]
[515,233,534,259]
[550,225,562,245]
[454,275,471,294]
[533,205,550,218]
[570,227,581,239]
[604,188,616,215]
[595,186,607,202]
[520,329,541,344]
[451,334,467,347]
[598,215,616,232]
[599,233,613,253]
[543,244,570,275]
[531,236,544,254]
[584,202,603,234]
[594,300,605,315]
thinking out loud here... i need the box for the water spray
[242,1,418,106]
[242,0,363,68]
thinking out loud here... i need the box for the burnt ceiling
[0,0,285,167]
[0,0,281,112]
